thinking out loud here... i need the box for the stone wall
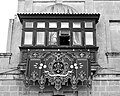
[0,53,12,73]
[0,79,120,96]
[2,0,120,96]
[92,80,120,96]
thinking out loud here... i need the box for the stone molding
[0,53,12,56]
[0,53,12,58]
[105,52,120,57]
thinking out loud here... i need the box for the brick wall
[92,80,120,96]
[0,80,43,96]
[0,80,120,96]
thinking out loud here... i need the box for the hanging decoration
[23,50,91,90]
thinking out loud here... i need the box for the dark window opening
[59,30,70,46]
[60,36,70,46]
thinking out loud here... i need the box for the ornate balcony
[19,47,99,90]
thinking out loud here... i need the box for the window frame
[22,31,34,46]
[21,19,96,47]
[72,22,81,28]
[85,31,94,46]
[83,20,96,46]
[37,22,46,29]
[72,31,82,46]
[48,31,58,46]
[61,22,70,28]
[49,22,58,28]
[84,21,94,29]
[36,31,46,46]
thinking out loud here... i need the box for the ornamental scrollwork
[23,51,91,90]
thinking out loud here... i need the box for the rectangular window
[24,32,33,45]
[37,22,45,28]
[73,32,82,45]
[110,22,120,52]
[49,32,57,45]
[61,22,69,28]
[37,32,45,45]
[73,22,81,28]
[85,32,93,45]
[85,22,93,28]
[59,30,70,46]
[49,22,57,28]
[25,22,33,28]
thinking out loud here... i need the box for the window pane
[110,22,120,52]
[37,22,45,28]
[59,30,70,36]
[24,32,33,44]
[85,22,93,28]
[49,22,57,28]
[37,32,45,45]
[73,22,81,28]
[73,32,81,45]
[61,22,69,28]
[25,22,33,28]
[49,32,57,45]
[85,32,93,45]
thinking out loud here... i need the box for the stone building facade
[0,0,120,96]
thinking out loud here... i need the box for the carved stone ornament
[24,51,91,90]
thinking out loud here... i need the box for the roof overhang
[17,13,100,24]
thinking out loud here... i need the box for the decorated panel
[24,50,91,90]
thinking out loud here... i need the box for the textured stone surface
[0,86,9,91]
[101,81,108,86]
[1,0,120,96]
[0,80,119,96]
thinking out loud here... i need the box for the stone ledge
[0,53,12,57]
[105,52,120,57]
[0,74,23,80]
